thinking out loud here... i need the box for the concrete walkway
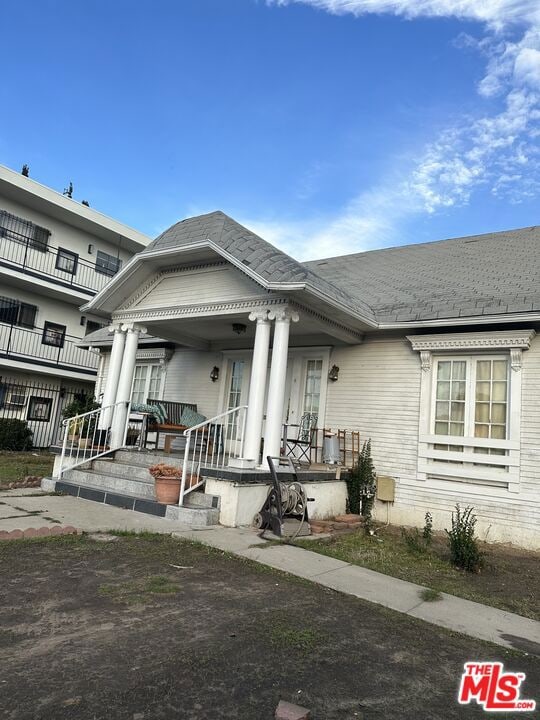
[1,490,538,655]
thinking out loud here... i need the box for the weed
[446,505,483,573]
[423,512,433,545]
[419,588,442,602]
[401,527,426,554]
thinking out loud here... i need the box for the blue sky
[1,0,539,259]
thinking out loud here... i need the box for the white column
[243,310,271,463]
[263,308,299,462]
[110,323,146,447]
[98,324,126,431]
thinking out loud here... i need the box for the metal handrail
[0,320,99,372]
[0,226,113,294]
[58,400,130,477]
[179,405,248,506]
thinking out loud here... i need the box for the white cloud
[269,0,540,30]
[252,0,540,259]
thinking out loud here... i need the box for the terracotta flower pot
[154,475,182,504]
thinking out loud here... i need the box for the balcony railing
[0,321,99,374]
[0,227,112,295]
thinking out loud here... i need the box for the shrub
[0,418,33,450]
[446,504,483,572]
[61,394,100,420]
[347,439,377,519]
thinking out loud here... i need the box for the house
[0,164,150,447]
[55,211,539,549]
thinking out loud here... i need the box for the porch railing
[179,405,248,506]
[58,401,130,478]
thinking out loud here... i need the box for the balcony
[0,226,112,296]
[0,321,99,375]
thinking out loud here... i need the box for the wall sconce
[80,316,86,326]
[210,366,220,382]
[232,323,247,335]
[328,365,340,382]
[88,244,94,254]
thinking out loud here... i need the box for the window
[227,360,244,410]
[0,209,50,251]
[0,296,37,328]
[85,320,105,336]
[432,356,509,445]
[27,396,53,422]
[95,250,122,277]
[55,248,78,275]
[302,359,322,418]
[4,386,27,407]
[42,322,66,348]
[131,364,163,404]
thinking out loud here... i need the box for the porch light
[328,365,340,382]
[210,366,220,382]
[232,323,247,335]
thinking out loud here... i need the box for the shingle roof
[305,226,540,323]
[142,211,376,322]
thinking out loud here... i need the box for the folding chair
[283,412,318,466]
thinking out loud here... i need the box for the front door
[223,357,250,454]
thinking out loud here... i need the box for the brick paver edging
[0,526,81,540]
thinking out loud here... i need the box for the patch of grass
[0,451,54,487]
[296,526,540,620]
[269,623,318,652]
[420,588,443,602]
[98,574,181,604]
[42,516,61,524]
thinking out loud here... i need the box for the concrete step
[91,459,155,482]
[63,468,156,500]
[113,450,186,468]
[50,477,219,526]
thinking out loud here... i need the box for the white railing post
[179,434,191,506]
[178,405,248,506]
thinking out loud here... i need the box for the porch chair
[283,412,318,466]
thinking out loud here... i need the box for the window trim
[27,396,53,422]
[42,321,66,348]
[55,247,79,275]
[408,330,535,494]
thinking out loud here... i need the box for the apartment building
[0,164,149,446]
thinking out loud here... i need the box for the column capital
[248,309,270,323]
[108,322,125,334]
[268,307,299,323]
[121,322,147,334]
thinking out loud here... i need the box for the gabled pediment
[120,261,268,312]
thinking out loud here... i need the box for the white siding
[132,266,265,310]
[163,349,223,418]
[324,333,540,549]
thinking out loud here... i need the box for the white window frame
[408,330,536,494]
[130,362,166,404]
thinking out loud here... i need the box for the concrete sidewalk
[1,489,538,656]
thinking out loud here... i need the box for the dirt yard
[0,534,538,720]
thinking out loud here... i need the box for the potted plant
[149,463,184,504]
[61,394,100,445]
